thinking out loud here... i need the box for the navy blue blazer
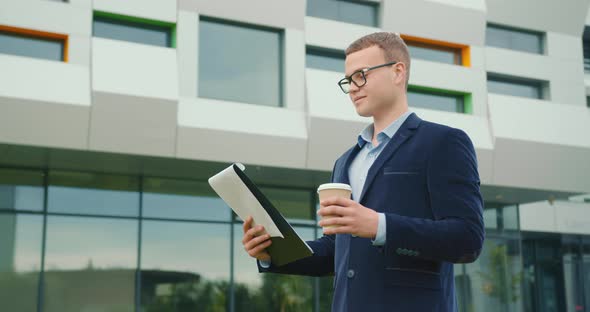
[259,112,484,312]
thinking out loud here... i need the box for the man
[242,32,484,312]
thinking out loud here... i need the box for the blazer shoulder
[418,119,471,141]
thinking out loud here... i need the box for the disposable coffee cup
[317,183,352,229]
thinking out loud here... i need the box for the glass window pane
[48,171,139,217]
[463,237,524,312]
[583,27,590,72]
[307,0,379,27]
[487,76,543,99]
[0,31,63,61]
[233,224,315,312]
[306,47,345,72]
[260,187,314,221]
[0,169,44,212]
[337,0,378,27]
[199,18,282,107]
[486,24,543,54]
[483,208,498,230]
[408,45,457,65]
[43,216,137,312]
[408,89,463,112]
[93,15,172,47]
[502,205,519,231]
[0,213,43,312]
[140,220,230,310]
[142,177,231,221]
[306,0,339,21]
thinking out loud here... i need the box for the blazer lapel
[358,113,422,203]
[338,144,362,185]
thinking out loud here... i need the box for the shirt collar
[357,111,413,147]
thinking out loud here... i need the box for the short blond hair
[345,32,411,88]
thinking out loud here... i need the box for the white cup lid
[317,183,352,193]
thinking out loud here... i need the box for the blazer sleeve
[258,234,336,276]
[383,127,485,263]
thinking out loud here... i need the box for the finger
[249,239,272,257]
[320,196,353,207]
[323,226,353,236]
[318,205,347,217]
[242,224,263,244]
[244,233,271,251]
[319,216,352,227]
[243,216,253,234]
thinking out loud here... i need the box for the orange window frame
[0,25,69,62]
[401,34,470,67]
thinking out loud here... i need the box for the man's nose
[348,82,360,93]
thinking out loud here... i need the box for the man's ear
[393,62,407,86]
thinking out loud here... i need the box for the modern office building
[1,0,589,311]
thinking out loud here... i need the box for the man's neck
[372,103,409,142]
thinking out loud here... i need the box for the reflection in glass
[483,208,498,230]
[0,169,44,211]
[140,220,230,311]
[487,75,543,99]
[486,24,543,54]
[143,177,231,221]
[306,47,344,72]
[306,0,379,27]
[48,171,139,217]
[233,224,315,312]
[502,205,519,231]
[93,15,172,47]
[408,44,461,64]
[260,187,314,221]
[43,216,138,312]
[0,31,64,61]
[464,237,524,312]
[408,89,464,113]
[199,18,282,107]
[0,213,43,312]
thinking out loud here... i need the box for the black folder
[214,164,314,266]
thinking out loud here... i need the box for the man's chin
[355,108,373,118]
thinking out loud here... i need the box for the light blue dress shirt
[348,111,412,245]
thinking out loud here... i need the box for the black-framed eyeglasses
[337,61,398,94]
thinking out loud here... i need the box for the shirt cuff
[371,213,386,246]
[259,259,271,268]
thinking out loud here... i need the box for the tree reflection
[478,244,522,309]
[146,270,314,311]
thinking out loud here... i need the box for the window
[0,25,66,61]
[199,17,283,107]
[140,221,230,311]
[306,46,344,72]
[486,24,544,54]
[92,12,175,48]
[402,35,468,66]
[0,169,44,212]
[306,0,379,27]
[408,87,467,113]
[142,177,231,221]
[582,26,590,73]
[0,214,43,312]
[43,216,137,312]
[47,171,140,217]
[487,74,547,99]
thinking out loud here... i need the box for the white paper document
[208,163,284,238]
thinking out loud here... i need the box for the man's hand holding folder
[242,216,272,263]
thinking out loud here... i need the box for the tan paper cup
[317,183,352,229]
